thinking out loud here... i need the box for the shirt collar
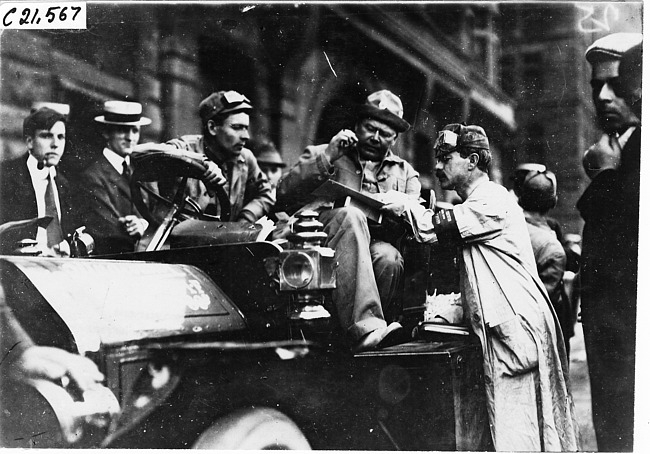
[26,153,56,179]
[103,148,129,174]
[618,126,636,149]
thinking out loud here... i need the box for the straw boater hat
[94,100,152,126]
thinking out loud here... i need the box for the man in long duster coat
[404,123,579,451]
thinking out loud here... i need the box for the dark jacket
[0,154,77,253]
[77,154,144,255]
[166,135,275,223]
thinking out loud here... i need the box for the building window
[522,51,544,93]
[500,54,516,97]
[525,123,547,163]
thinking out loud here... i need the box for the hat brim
[257,160,287,168]
[94,115,152,126]
[357,105,410,133]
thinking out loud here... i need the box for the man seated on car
[0,104,76,256]
[163,91,274,224]
[275,90,421,353]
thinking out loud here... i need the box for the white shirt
[617,126,636,149]
[103,147,130,174]
[26,154,60,247]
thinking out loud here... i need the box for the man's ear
[25,136,34,152]
[467,152,479,170]
[206,119,219,137]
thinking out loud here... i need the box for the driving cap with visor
[434,123,489,157]
[199,90,253,123]
[356,90,410,133]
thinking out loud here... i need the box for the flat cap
[585,32,643,63]
[199,90,252,123]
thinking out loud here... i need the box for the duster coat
[406,180,579,451]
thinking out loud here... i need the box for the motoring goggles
[433,130,459,157]
[222,90,251,107]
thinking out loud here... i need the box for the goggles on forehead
[222,90,251,106]
[434,130,459,156]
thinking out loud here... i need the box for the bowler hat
[199,90,253,123]
[356,90,410,133]
[94,101,152,126]
[585,32,643,63]
[23,107,66,138]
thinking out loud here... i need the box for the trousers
[319,207,404,341]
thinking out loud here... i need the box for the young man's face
[355,118,397,162]
[435,150,472,192]
[26,121,66,168]
[591,58,638,134]
[210,112,250,157]
[260,164,283,189]
[104,125,141,157]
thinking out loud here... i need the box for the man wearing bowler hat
[77,100,152,255]
[276,90,421,353]
[0,103,76,256]
[165,90,274,223]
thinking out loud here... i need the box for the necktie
[45,172,64,247]
[122,160,132,181]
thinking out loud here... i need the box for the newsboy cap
[199,90,253,124]
[585,32,643,63]
[23,107,66,138]
[95,101,152,126]
[356,90,410,133]
[446,123,489,149]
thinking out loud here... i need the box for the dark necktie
[45,172,64,247]
[122,160,132,181]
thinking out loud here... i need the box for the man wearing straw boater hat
[0,102,76,256]
[77,100,152,255]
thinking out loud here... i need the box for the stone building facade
[0,2,642,234]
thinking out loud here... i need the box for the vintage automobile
[0,149,489,450]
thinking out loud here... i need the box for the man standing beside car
[577,33,642,452]
[276,90,420,353]
[0,104,75,256]
[403,123,578,451]
[77,101,152,255]
[164,90,274,224]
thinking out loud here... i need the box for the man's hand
[119,215,147,238]
[325,129,358,163]
[10,346,104,393]
[202,160,227,186]
[583,133,621,180]
[377,190,411,218]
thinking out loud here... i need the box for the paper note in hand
[312,180,385,223]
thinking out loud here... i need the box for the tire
[192,407,311,450]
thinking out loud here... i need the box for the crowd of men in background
[0,32,642,451]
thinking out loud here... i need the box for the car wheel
[192,407,311,450]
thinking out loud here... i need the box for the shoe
[352,322,404,353]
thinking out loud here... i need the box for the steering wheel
[130,149,232,224]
